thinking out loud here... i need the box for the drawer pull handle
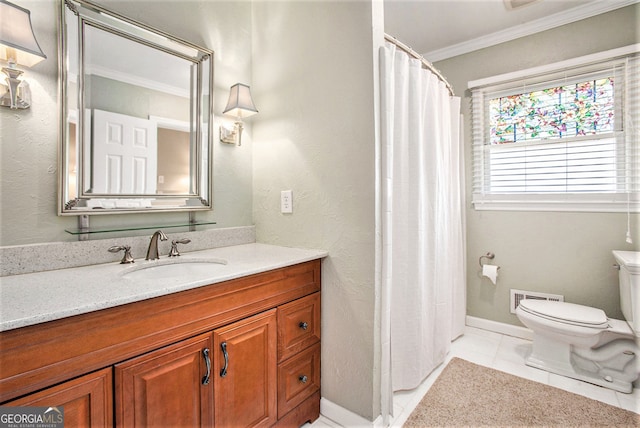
[202,348,211,385]
[299,375,308,384]
[299,322,309,330]
[220,342,229,378]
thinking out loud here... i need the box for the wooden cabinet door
[213,309,277,428]
[5,367,112,428]
[115,333,213,428]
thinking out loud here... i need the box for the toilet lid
[518,299,609,328]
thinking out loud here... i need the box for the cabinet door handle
[299,375,308,384]
[220,342,229,378]
[299,322,308,330]
[202,348,211,385]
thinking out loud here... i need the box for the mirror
[58,0,213,214]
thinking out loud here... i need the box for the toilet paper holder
[479,252,500,270]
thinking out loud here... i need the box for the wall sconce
[0,0,47,109]
[220,83,258,146]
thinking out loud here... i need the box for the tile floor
[312,326,639,427]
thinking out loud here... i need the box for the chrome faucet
[146,230,168,260]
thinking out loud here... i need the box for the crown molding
[425,0,639,63]
[467,43,640,89]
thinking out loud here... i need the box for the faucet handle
[169,238,191,257]
[108,245,135,264]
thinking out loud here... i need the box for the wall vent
[510,289,564,314]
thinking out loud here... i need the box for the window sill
[472,194,640,213]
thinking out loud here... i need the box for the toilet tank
[613,250,640,335]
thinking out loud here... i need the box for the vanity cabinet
[0,259,321,428]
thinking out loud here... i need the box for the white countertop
[0,243,327,332]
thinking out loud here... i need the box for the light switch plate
[281,190,293,213]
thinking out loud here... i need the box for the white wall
[0,0,255,246]
[251,1,380,420]
[435,4,639,326]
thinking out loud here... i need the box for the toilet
[516,250,640,393]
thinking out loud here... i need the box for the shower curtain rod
[384,34,455,97]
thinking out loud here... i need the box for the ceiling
[383,0,637,62]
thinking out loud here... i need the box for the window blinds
[470,52,639,211]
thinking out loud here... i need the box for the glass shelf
[65,221,217,236]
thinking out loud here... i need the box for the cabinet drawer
[277,292,320,362]
[277,342,320,418]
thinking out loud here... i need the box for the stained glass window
[489,78,615,145]
[469,50,639,212]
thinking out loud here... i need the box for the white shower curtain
[379,41,466,418]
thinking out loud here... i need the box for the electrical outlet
[281,190,293,213]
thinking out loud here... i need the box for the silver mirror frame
[58,0,214,215]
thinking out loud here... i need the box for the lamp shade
[0,0,46,67]
[223,83,258,119]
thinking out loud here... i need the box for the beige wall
[251,1,380,420]
[435,4,639,326]
[0,0,254,245]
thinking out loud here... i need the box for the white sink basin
[120,258,228,281]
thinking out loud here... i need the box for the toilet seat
[518,299,609,329]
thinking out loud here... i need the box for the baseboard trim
[466,315,533,341]
[320,397,382,428]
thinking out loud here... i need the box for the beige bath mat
[404,357,639,427]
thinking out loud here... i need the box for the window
[470,46,639,212]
